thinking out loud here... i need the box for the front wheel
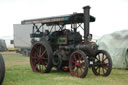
[92,50,112,76]
[69,50,88,78]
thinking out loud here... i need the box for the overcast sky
[0,0,128,38]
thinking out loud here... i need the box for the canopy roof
[21,13,95,25]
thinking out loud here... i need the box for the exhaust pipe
[83,6,90,43]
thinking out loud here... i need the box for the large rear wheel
[30,42,53,73]
[92,50,112,76]
[69,50,88,78]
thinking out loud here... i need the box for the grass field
[1,52,128,85]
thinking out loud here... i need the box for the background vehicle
[0,54,5,84]
[0,39,7,52]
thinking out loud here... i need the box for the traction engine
[21,6,112,78]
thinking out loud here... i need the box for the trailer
[13,24,32,56]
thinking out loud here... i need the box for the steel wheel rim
[69,52,87,78]
[30,43,48,73]
[93,52,110,76]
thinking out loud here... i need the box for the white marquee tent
[97,30,128,69]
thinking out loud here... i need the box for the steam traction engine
[21,6,112,78]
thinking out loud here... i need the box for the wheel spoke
[104,65,109,70]
[95,56,99,61]
[98,54,100,61]
[33,46,38,52]
[80,67,83,73]
[72,60,76,64]
[78,54,82,60]
[40,57,48,60]
[39,46,42,56]
[95,66,99,70]
[33,50,38,57]
[106,63,110,67]
[102,54,104,61]
[31,56,38,59]
[41,50,47,57]
[72,64,75,69]
[73,55,77,61]
[35,60,39,64]
[33,47,39,56]
[81,66,85,71]
[103,57,108,61]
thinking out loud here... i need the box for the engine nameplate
[57,37,67,44]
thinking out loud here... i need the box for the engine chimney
[83,6,90,43]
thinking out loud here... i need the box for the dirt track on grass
[5,61,29,66]
[0,51,22,56]
[0,51,29,66]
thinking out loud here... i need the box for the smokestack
[83,6,90,43]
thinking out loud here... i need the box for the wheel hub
[39,56,43,59]
[75,61,81,68]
